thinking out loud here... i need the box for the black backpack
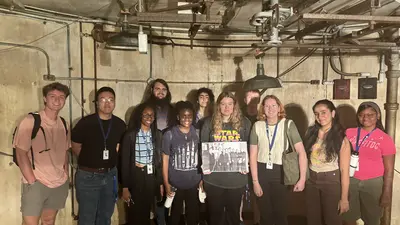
[12,112,68,169]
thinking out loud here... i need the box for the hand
[240,171,248,174]
[160,185,164,197]
[122,188,132,206]
[253,181,263,197]
[338,199,349,215]
[199,180,204,192]
[293,179,305,192]
[165,184,174,197]
[380,190,391,207]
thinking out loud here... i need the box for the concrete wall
[0,14,399,225]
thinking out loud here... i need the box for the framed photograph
[201,142,248,173]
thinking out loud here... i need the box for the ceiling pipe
[51,76,316,84]
[0,42,51,76]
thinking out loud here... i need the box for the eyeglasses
[142,114,154,119]
[358,113,376,119]
[99,98,115,103]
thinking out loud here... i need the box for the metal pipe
[147,3,201,13]
[0,42,51,76]
[378,52,386,83]
[265,43,400,50]
[382,28,400,225]
[24,5,91,19]
[0,7,115,25]
[79,22,85,118]
[53,76,316,84]
[329,54,362,77]
[322,36,329,83]
[94,40,98,92]
[149,25,153,82]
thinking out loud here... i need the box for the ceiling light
[105,31,139,50]
[243,56,282,91]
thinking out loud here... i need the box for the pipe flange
[146,77,154,84]
[384,103,399,110]
[386,70,400,78]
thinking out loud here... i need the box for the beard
[149,94,170,108]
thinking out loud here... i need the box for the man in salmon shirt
[13,82,71,225]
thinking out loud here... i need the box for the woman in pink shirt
[342,102,396,225]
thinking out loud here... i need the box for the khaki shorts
[341,177,383,225]
[21,180,69,216]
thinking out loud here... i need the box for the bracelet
[252,180,258,182]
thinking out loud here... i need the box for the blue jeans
[76,167,118,225]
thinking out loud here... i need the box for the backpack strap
[28,112,42,170]
[284,119,295,154]
[60,116,68,136]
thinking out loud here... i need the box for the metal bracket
[43,74,56,81]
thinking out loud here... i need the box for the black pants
[127,166,156,225]
[205,183,245,225]
[306,170,341,225]
[170,187,200,225]
[257,163,288,225]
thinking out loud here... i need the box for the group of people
[12,79,396,225]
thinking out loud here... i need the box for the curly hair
[128,102,157,133]
[304,99,344,163]
[195,87,215,118]
[257,95,286,121]
[212,92,242,132]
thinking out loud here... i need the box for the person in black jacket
[121,102,163,225]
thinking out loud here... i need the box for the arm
[200,118,211,143]
[162,153,173,197]
[16,148,36,184]
[120,133,132,203]
[380,154,395,207]
[64,151,69,175]
[339,137,351,214]
[294,142,308,183]
[249,144,259,183]
[71,142,82,156]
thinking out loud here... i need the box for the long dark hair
[304,99,344,162]
[194,88,215,118]
[149,79,172,104]
[356,102,385,132]
[128,102,157,137]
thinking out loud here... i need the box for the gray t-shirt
[162,125,202,190]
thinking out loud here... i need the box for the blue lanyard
[97,114,113,149]
[266,121,279,151]
[355,127,376,152]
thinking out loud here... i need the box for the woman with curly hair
[249,95,307,225]
[121,103,163,225]
[304,99,350,225]
[200,92,251,225]
[194,87,215,129]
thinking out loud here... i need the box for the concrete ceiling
[1,0,400,46]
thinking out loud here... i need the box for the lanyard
[355,127,376,152]
[97,114,113,149]
[266,121,279,151]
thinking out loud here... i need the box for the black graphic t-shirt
[200,117,251,189]
[162,125,202,190]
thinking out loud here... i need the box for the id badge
[356,161,359,171]
[103,149,109,160]
[147,165,153,174]
[266,161,273,170]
